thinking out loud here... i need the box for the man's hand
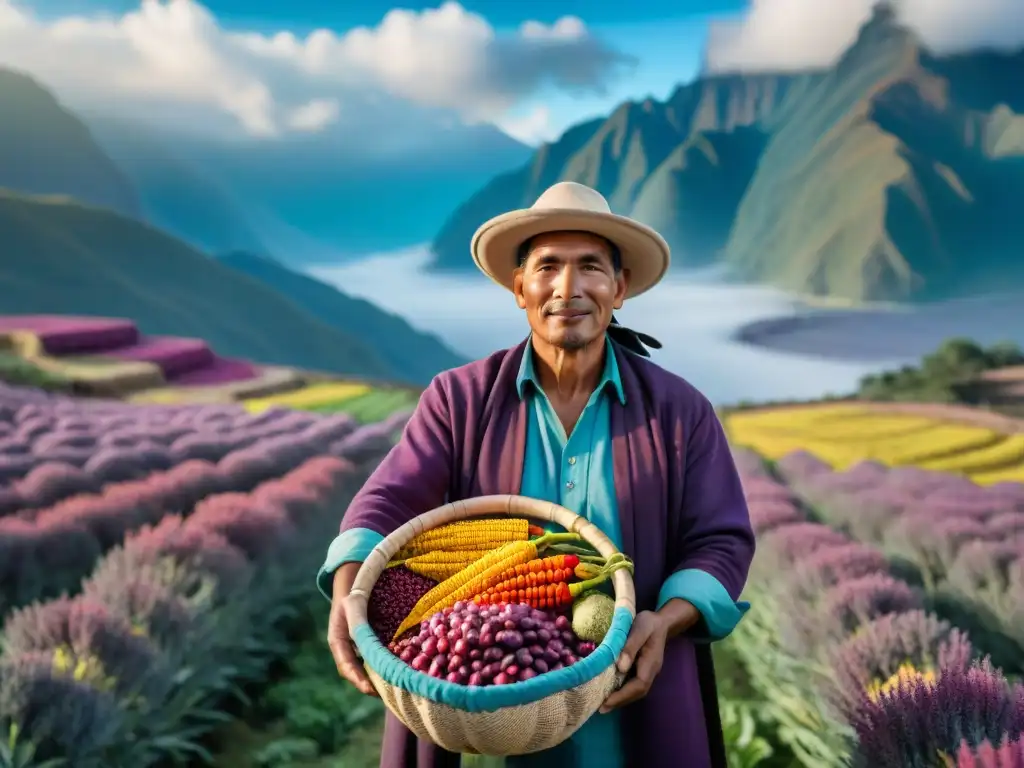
[599,599,700,714]
[327,563,378,697]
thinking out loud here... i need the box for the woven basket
[345,494,636,756]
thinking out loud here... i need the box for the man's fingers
[600,676,646,713]
[328,607,378,697]
[329,634,379,696]
[633,645,662,687]
[616,622,653,674]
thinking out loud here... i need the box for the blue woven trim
[352,607,633,713]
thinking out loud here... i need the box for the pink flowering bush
[728,448,1024,767]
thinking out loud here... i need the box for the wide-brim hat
[470,181,671,299]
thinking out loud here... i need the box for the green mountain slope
[631,127,768,267]
[429,73,820,272]
[0,190,417,382]
[723,3,1024,302]
[218,252,466,383]
[0,69,140,218]
[85,115,266,255]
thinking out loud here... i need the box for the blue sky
[37,0,745,31]
[31,0,745,142]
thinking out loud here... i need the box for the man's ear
[614,268,630,309]
[513,268,527,309]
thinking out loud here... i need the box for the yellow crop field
[242,381,371,413]
[725,404,1024,484]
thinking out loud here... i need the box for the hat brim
[470,208,671,299]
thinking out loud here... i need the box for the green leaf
[150,736,214,764]
[252,737,319,767]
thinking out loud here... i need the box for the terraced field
[0,379,413,765]
[726,403,1024,484]
[0,314,421,416]
[241,382,420,422]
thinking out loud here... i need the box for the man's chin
[551,334,594,352]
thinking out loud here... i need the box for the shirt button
[565,481,575,490]
[568,457,577,465]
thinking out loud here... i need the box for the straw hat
[470,182,671,299]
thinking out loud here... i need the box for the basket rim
[345,494,636,712]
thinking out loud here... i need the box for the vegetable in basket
[571,589,616,644]
[367,565,438,645]
[390,531,583,640]
[389,549,494,580]
[473,556,633,609]
[392,519,544,560]
[389,600,599,686]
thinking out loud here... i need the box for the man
[318,182,755,768]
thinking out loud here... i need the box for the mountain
[81,110,531,263]
[432,3,1024,302]
[217,251,467,383]
[155,122,532,262]
[0,69,140,218]
[0,190,453,384]
[429,72,822,272]
[723,3,1024,302]
[85,116,267,255]
[0,64,531,263]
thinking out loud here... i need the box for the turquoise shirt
[317,338,748,768]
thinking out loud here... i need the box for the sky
[5,0,1024,146]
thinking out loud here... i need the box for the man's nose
[552,265,582,299]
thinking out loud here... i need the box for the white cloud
[706,0,1024,73]
[0,0,631,139]
[497,105,558,146]
[285,98,340,133]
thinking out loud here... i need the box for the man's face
[512,231,629,351]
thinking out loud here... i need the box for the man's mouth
[549,309,588,318]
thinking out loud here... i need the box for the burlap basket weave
[345,494,637,756]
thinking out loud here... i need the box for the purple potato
[499,630,524,649]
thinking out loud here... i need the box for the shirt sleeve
[664,391,756,642]
[657,569,750,641]
[316,375,454,599]
[316,527,386,601]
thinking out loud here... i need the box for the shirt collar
[516,335,626,405]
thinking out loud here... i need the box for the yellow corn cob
[394,518,532,559]
[389,550,492,581]
[391,532,580,641]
